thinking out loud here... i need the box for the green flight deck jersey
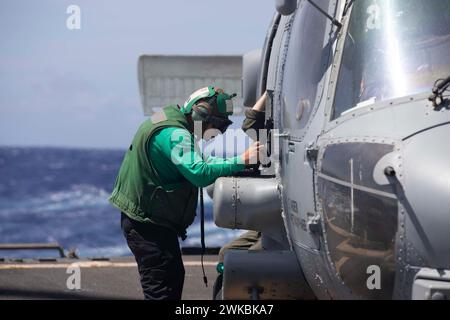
[109,105,244,239]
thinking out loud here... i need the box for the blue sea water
[0,147,242,258]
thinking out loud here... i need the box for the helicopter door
[277,0,333,251]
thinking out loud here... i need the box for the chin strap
[200,187,208,287]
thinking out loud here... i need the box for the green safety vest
[109,105,198,239]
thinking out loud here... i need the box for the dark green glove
[242,108,266,136]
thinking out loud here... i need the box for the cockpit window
[332,0,450,119]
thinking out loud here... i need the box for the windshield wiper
[429,76,450,107]
[306,0,343,29]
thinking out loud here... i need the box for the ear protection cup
[191,101,233,133]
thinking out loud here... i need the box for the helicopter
[211,0,450,300]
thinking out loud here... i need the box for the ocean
[0,146,243,258]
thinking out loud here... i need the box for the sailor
[109,86,262,300]
[213,91,267,299]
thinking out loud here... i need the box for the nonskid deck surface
[0,255,218,300]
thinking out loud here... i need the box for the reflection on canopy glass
[333,0,450,119]
[318,177,398,299]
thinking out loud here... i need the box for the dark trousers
[121,213,184,300]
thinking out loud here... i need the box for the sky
[0,0,275,149]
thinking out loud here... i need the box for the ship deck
[0,255,218,300]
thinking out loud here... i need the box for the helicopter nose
[400,123,450,269]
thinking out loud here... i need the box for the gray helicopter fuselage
[218,0,450,300]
